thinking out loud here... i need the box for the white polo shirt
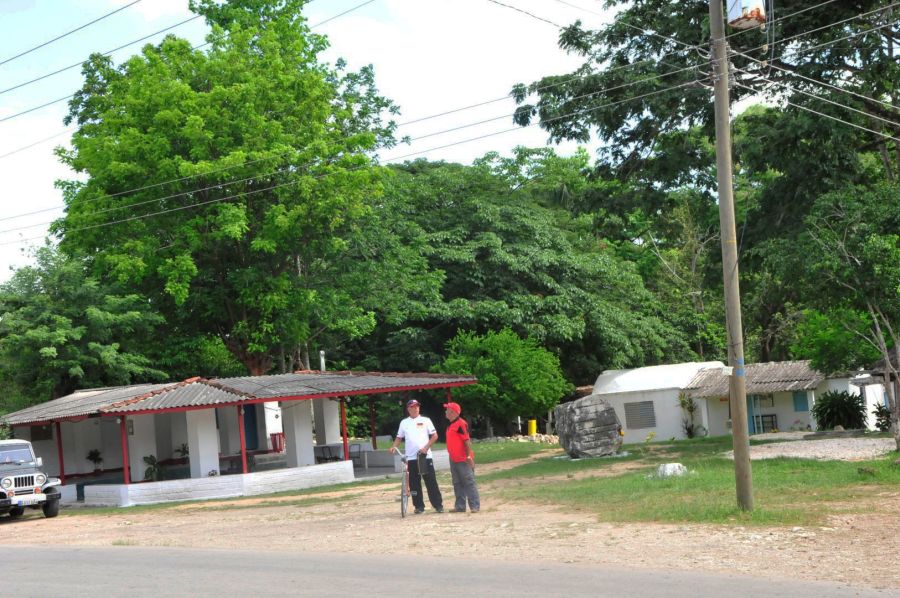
[396,415,436,459]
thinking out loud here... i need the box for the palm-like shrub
[812,390,867,430]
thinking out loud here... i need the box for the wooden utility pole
[708,0,754,510]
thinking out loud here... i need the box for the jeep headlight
[35,473,46,486]
[0,478,11,490]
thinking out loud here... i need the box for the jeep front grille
[13,475,35,489]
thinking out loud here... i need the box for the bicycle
[398,453,428,518]
[399,455,410,518]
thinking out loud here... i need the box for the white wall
[604,389,686,444]
[128,415,157,483]
[83,460,354,507]
[705,396,731,437]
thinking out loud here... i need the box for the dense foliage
[811,390,868,431]
[2,1,898,435]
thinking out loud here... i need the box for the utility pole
[708,0,754,511]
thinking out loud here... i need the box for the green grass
[471,441,550,464]
[487,437,900,526]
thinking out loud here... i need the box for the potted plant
[86,449,103,472]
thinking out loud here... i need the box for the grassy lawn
[482,435,900,526]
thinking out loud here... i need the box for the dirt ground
[4,450,899,590]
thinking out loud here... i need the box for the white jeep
[0,439,61,519]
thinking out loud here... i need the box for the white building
[593,360,860,444]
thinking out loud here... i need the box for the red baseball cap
[406,399,420,407]
[443,402,461,415]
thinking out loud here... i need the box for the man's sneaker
[450,508,466,513]
[435,507,444,513]
[414,508,424,514]
[470,509,479,513]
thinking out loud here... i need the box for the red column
[238,405,248,474]
[54,422,65,485]
[340,398,349,460]
[446,388,453,401]
[119,417,130,485]
[369,399,377,449]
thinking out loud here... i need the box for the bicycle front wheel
[400,471,409,518]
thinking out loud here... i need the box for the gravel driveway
[732,432,896,461]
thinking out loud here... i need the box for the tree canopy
[54,0,416,375]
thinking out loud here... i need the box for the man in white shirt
[389,399,444,514]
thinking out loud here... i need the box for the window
[624,401,656,429]
[792,391,809,412]
[750,395,774,408]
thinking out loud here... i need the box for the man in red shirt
[443,401,480,513]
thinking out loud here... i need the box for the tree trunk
[224,337,272,376]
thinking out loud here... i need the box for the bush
[873,403,892,432]
[812,390,867,430]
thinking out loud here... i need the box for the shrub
[873,403,892,432]
[811,390,867,430]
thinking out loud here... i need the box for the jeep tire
[42,487,60,518]
[8,506,25,519]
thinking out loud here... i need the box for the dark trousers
[408,456,442,511]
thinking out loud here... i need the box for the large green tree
[0,245,166,411]
[54,0,427,375]
[511,2,898,363]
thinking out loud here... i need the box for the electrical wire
[311,0,378,27]
[732,65,899,130]
[732,79,900,144]
[731,47,900,114]
[0,16,203,97]
[0,128,74,160]
[552,0,708,56]
[0,70,705,236]
[484,0,562,29]
[0,0,144,67]
[0,53,704,225]
[0,76,708,246]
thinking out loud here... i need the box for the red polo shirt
[446,417,471,463]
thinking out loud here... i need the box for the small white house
[592,361,724,444]
[593,360,861,444]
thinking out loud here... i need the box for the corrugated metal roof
[216,371,476,398]
[0,371,477,426]
[685,360,824,398]
[592,361,725,395]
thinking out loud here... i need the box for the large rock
[555,394,623,458]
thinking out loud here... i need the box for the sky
[0,0,612,281]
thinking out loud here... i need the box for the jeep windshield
[0,444,34,466]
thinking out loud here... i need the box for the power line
[732,80,900,145]
[409,63,702,142]
[0,0,144,67]
[733,65,899,130]
[0,16,203,98]
[0,43,704,224]
[0,0,361,126]
[311,0,377,27]
[731,48,900,114]
[0,128,74,160]
[552,0,707,56]
[2,76,707,246]
[0,69,705,235]
[484,0,562,29]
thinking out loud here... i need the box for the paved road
[6,546,893,597]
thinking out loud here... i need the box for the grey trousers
[449,460,480,511]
